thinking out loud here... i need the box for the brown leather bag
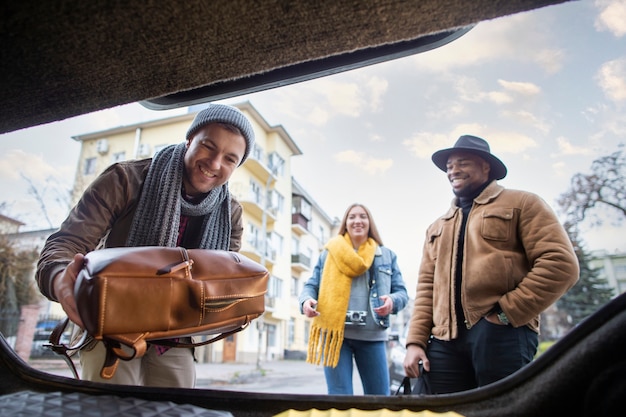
[49,246,269,379]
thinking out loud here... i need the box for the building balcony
[241,242,279,269]
[231,182,279,224]
[291,213,309,236]
[291,253,311,273]
[265,295,277,311]
[244,154,273,184]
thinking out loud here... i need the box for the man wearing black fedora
[403,134,579,393]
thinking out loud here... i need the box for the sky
[1,0,625,290]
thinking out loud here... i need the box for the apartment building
[70,102,338,363]
[0,214,25,235]
[589,250,626,297]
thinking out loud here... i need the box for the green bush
[535,340,556,358]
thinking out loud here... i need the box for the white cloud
[0,150,61,182]
[402,132,450,159]
[425,102,466,120]
[409,12,565,74]
[365,76,389,112]
[596,58,626,102]
[498,80,541,96]
[369,133,384,142]
[533,49,565,75]
[239,73,388,127]
[402,127,539,168]
[454,77,540,105]
[322,81,362,117]
[595,0,626,37]
[332,150,393,175]
[552,161,567,177]
[488,132,538,154]
[454,76,484,102]
[305,106,331,126]
[555,136,594,156]
[486,91,514,104]
[500,110,551,134]
[449,125,538,155]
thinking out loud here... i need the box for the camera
[345,310,367,325]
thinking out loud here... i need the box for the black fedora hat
[431,135,507,180]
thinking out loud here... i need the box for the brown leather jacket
[36,158,243,301]
[406,181,579,349]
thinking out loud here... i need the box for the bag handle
[47,317,89,379]
[395,376,413,395]
[394,363,431,396]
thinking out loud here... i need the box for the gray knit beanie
[186,103,255,165]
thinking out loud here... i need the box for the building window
[247,223,260,250]
[268,152,285,176]
[291,276,299,296]
[111,151,126,163]
[288,318,295,345]
[83,157,97,175]
[267,324,277,348]
[268,275,283,299]
[268,232,283,259]
[251,143,265,163]
[269,190,284,215]
[249,179,262,205]
[304,321,310,344]
[292,195,312,220]
[291,237,299,256]
[317,224,326,244]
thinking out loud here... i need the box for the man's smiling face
[445,151,491,198]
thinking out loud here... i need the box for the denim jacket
[299,245,409,329]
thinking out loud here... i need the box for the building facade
[589,250,626,297]
[69,102,338,363]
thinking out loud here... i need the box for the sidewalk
[28,358,356,395]
[194,359,334,393]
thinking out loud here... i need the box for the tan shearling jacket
[36,158,243,301]
[406,181,579,350]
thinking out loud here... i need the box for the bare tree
[557,147,626,232]
[20,173,54,229]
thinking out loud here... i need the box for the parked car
[30,332,56,358]
[30,319,70,359]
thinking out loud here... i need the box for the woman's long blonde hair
[337,203,384,246]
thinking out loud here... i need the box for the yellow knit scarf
[306,233,377,367]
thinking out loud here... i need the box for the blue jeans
[323,338,390,395]
[426,318,538,394]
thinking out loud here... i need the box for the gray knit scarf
[126,143,232,250]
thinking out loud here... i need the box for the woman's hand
[373,295,393,317]
[303,298,320,318]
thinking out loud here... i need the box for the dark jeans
[426,318,538,394]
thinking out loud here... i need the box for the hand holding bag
[49,246,269,379]
[394,363,432,396]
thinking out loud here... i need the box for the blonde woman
[299,203,408,395]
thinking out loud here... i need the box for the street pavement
[28,358,365,395]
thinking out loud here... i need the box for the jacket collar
[442,180,504,219]
[474,180,504,204]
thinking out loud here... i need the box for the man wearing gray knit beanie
[186,103,255,166]
[36,102,255,388]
